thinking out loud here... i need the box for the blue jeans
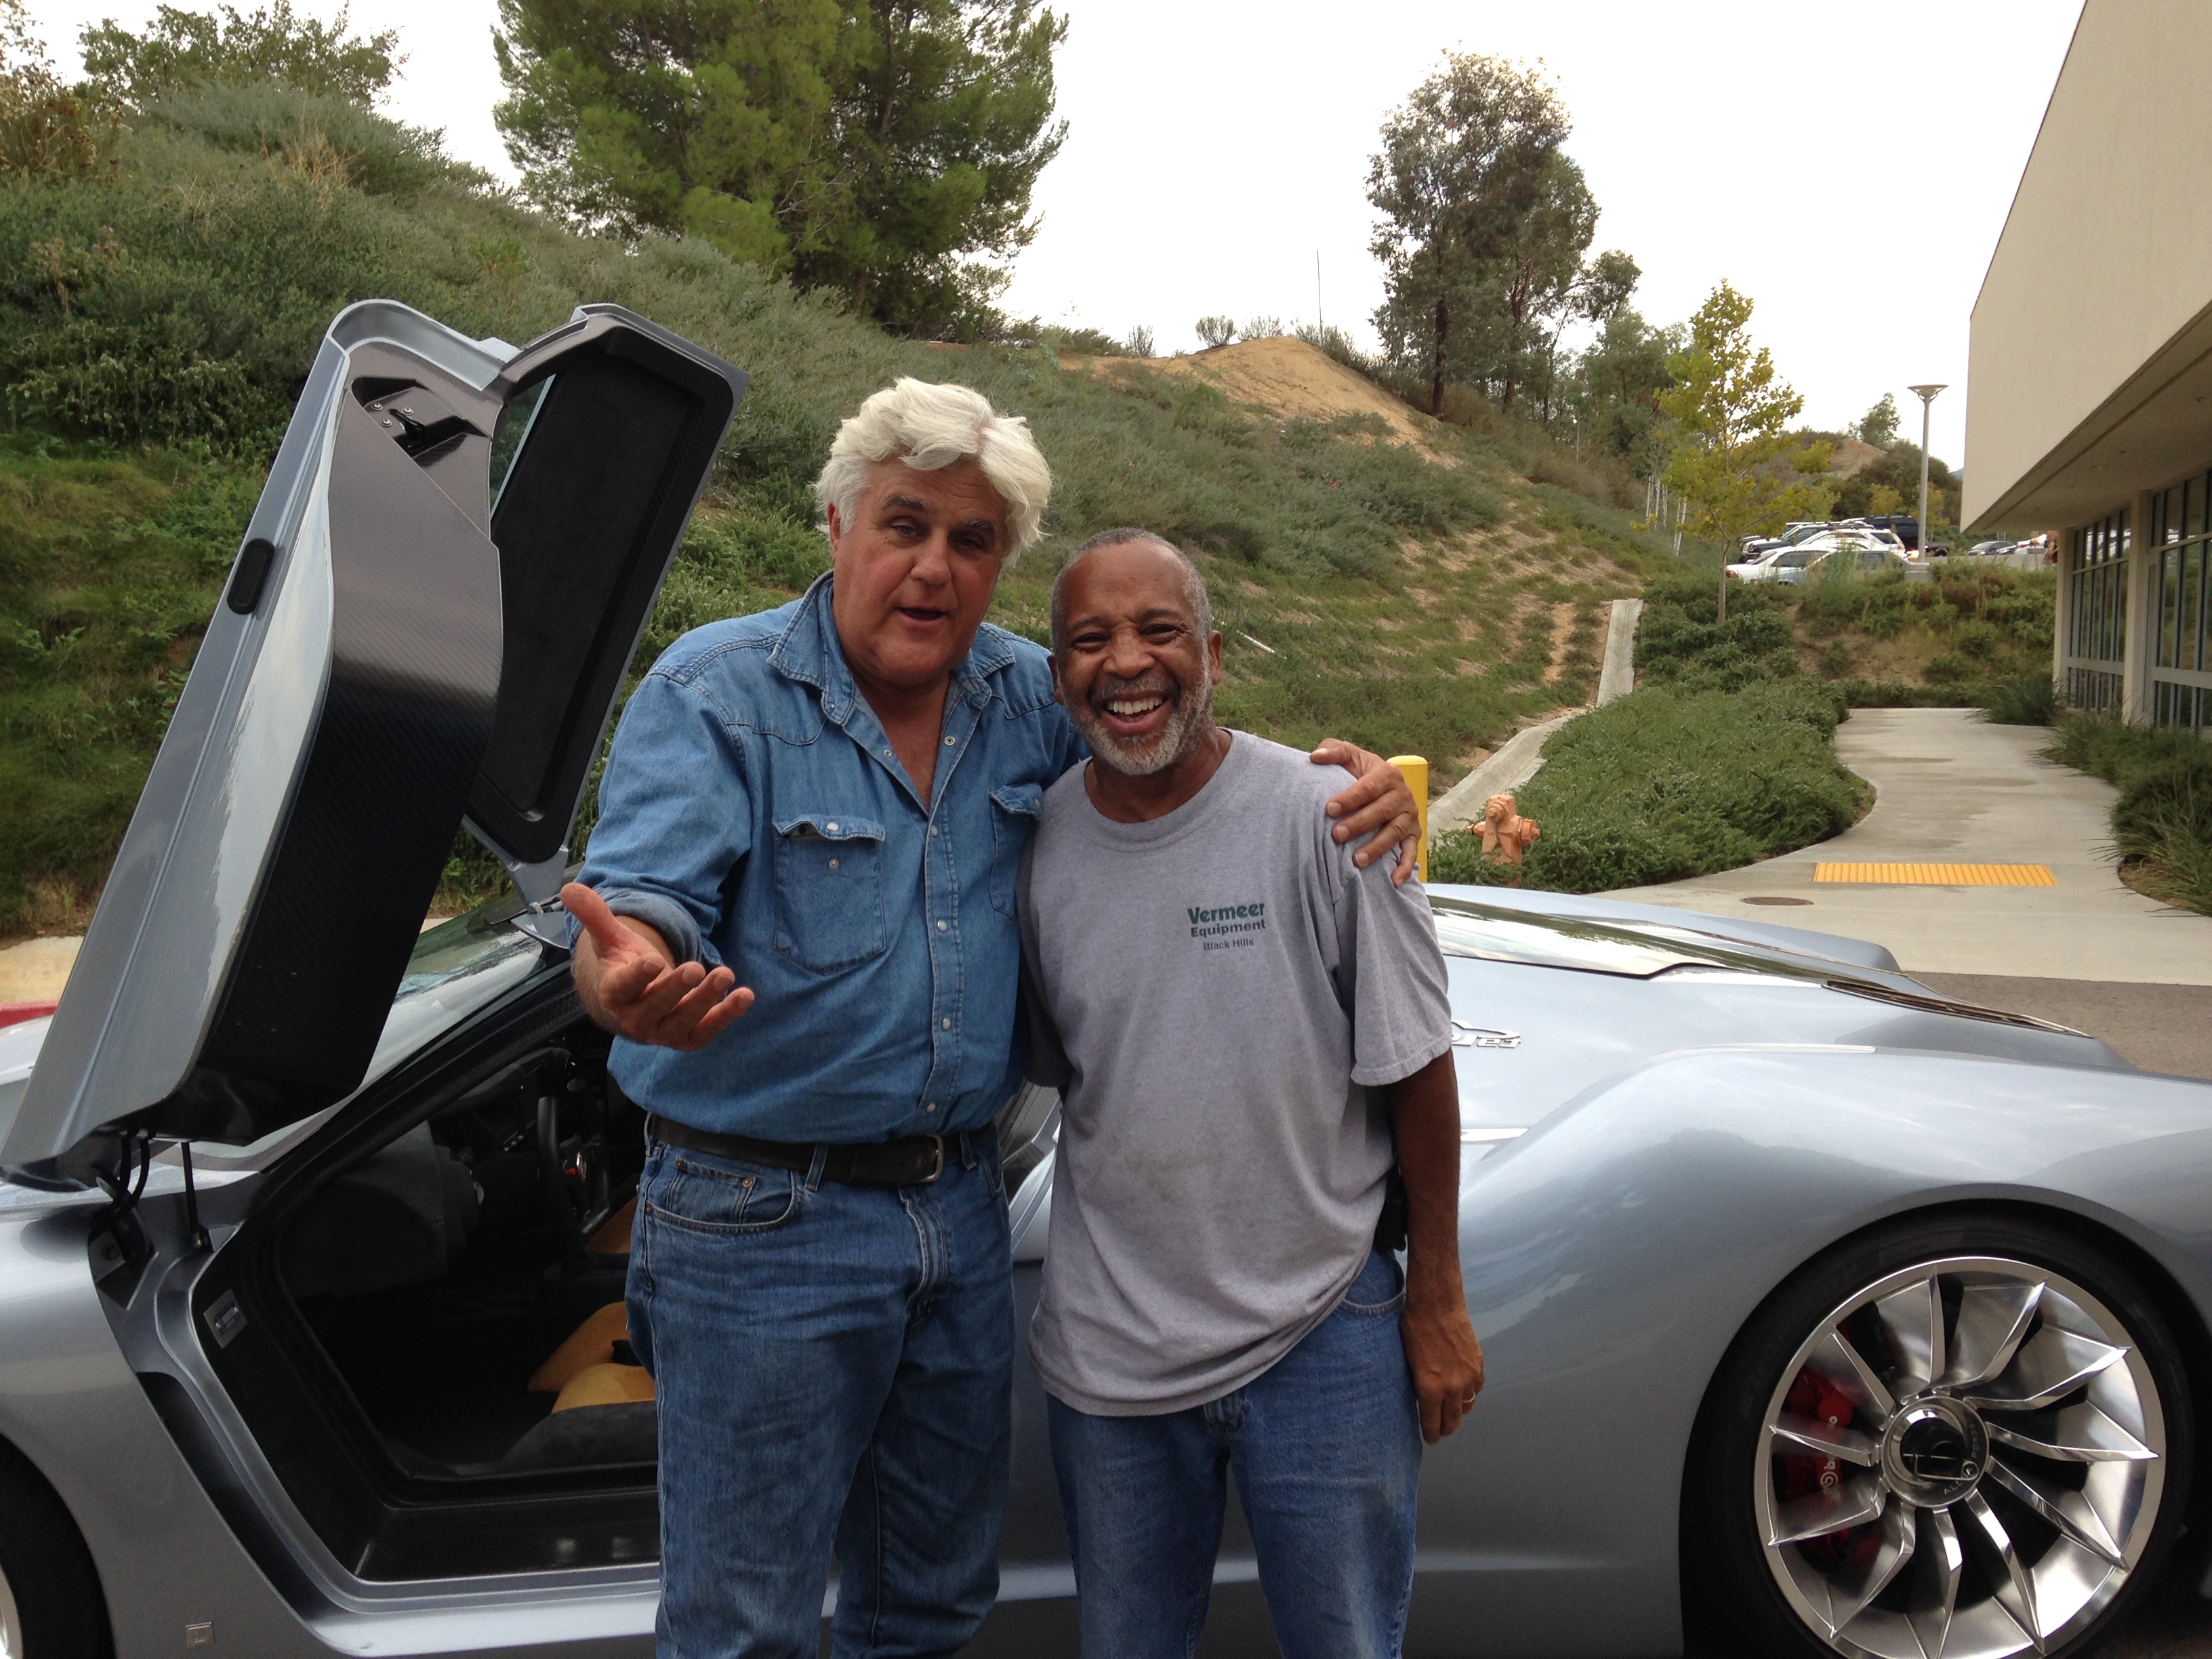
[628,1131,1012,1658]
[1046,1248,1422,1659]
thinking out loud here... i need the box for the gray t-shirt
[1018,732,1452,1415]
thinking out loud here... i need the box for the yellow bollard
[1387,754,1429,883]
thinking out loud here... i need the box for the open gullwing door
[0,301,744,1179]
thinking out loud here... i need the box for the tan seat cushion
[529,1301,629,1393]
[551,1362,657,1414]
[587,1195,637,1256]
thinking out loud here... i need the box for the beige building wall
[1965,0,2212,533]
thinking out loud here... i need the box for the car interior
[177,960,1067,1584]
[280,1027,659,1479]
[176,985,674,1582]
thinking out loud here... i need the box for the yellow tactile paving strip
[1814,862,2057,887]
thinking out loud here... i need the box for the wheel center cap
[1881,1396,1988,1505]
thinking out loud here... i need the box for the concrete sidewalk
[1608,708,2212,987]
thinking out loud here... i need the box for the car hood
[1,301,743,1181]
[1426,891,2129,1141]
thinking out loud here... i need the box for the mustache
[1088,674,1179,709]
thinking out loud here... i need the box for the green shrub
[1427,678,1866,893]
[139,83,463,197]
[1633,571,1800,691]
[0,444,258,931]
[2045,714,2212,914]
[1835,679,1972,708]
[1979,672,2057,726]
[5,319,283,448]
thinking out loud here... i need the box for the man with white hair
[560,380,1417,1658]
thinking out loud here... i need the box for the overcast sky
[27,0,2084,470]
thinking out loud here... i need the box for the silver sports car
[1,301,2208,1659]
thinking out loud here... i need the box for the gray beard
[1071,674,1215,777]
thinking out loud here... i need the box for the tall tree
[1466,150,1597,415]
[1855,392,1899,448]
[1658,281,1835,554]
[1566,306,1680,474]
[798,0,1064,327]
[1536,245,1639,426]
[492,0,1065,335]
[81,1,401,105]
[1366,53,1566,417]
[493,1,857,270]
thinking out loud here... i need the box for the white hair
[814,377,1052,562]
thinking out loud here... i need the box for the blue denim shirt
[577,576,1086,1143]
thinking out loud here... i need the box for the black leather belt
[647,1113,960,1187]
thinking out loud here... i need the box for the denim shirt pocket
[772,813,888,972]
[987,785,1043,918]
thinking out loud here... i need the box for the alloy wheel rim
[1755,1256,2165,1658]
[0,1551,20,1659]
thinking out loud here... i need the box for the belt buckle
[917,1135,945,1184]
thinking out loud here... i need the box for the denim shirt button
[924,1102,937,1113]
[827,858,840,870]
[936,920,947,931]
[943,735,955,745]
[941,1019,952,1029]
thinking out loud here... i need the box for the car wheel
[1687,1212,2192,1659]
[0,1437,110,1658]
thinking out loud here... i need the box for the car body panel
[1447,883,1904,974]
[2,303,743,1176]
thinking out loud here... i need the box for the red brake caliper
[1777,1369,1882,1570]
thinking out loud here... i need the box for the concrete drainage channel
[1431,598,1641,838]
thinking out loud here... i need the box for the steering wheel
[531,1060,613,1261]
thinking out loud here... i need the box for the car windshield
[376,906,550,1076]
[186,903,550,1168]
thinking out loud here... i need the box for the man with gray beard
[1015,529,1483,1658]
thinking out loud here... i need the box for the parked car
[1735,521,1835,564]
[1967,539,2017,558]
[1729,544,1820,581]
[1853,512,1921,550]
[2,301,2209,1659]
[1837,519,1912,556]
[1735,530,1902,584]
[1776,544,1912,586]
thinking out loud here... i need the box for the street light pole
[1908,384,1947,555]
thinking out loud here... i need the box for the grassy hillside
[1637,561,2057,705]
[0,83,1683,935]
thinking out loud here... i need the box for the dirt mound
[1122,337,1443,455]
[1824,436,1888,477]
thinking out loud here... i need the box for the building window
[2064,508,2127,712]
[2150,470,2212,733]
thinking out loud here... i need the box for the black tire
[1684,1210,2194,1659]
[0,1435,111,1659]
